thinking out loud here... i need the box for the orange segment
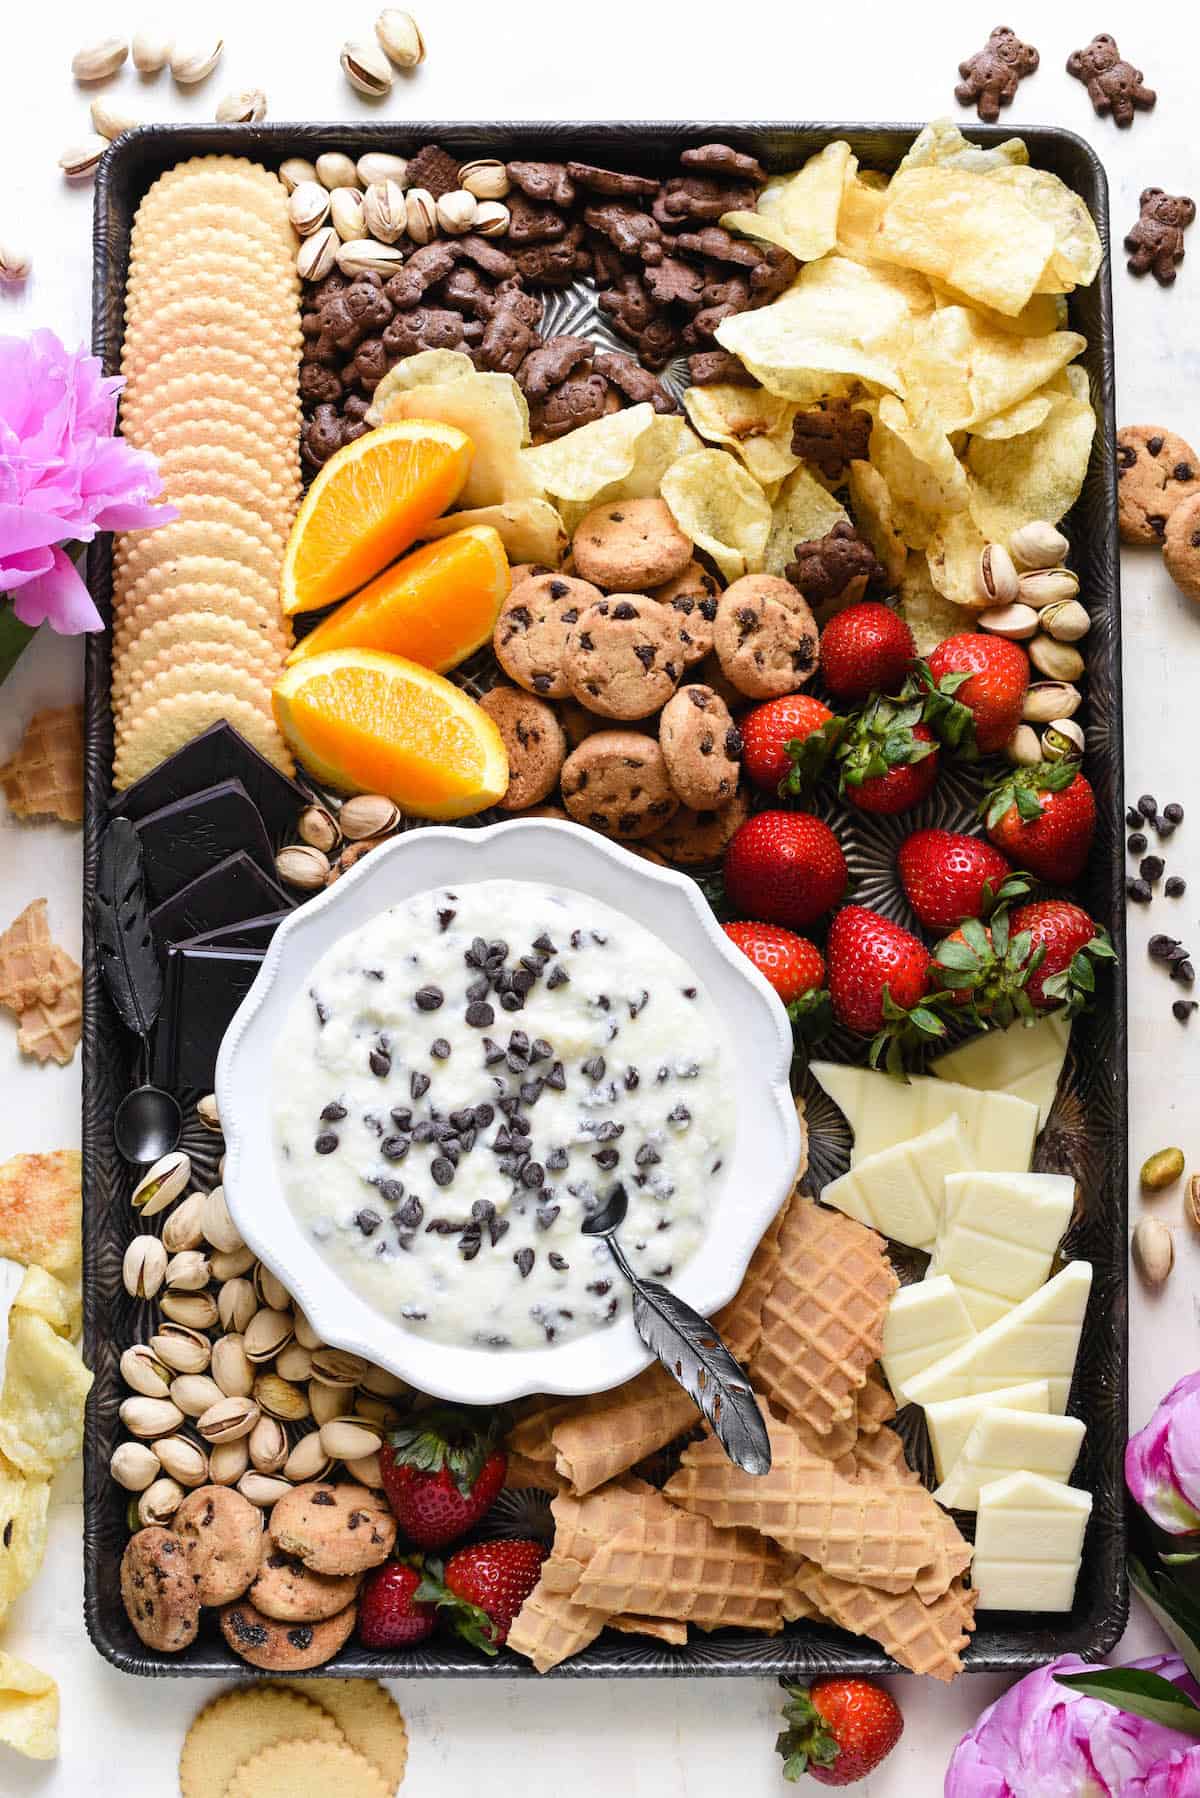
[280,420,474,616]
[287,526,510,672]
[272,648,508,819]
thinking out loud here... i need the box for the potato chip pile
[0,1149,90,1761]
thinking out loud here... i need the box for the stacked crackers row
[111,156,303,788]
[503,1106,977,1680]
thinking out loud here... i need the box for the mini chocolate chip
[320,1101,347,1121]
[390,1107,412,1129]
[583,1055,606,1080]
[1173,960,1196,985]
[369,1046,391,1077]
[534,933,557,953]
[520,1080,544,1105]
[510,1114,531,1137]
[1149,935,1179,961]
[1174,999,1199,1022]
[1167,876,1187,897]
[682,986,697,999]
[593,1148,620,1170]
[1165,802,1185,824]
[1138,794,1159,818]
[1141,856,1165,882]
[635,1143,661,1166]
[411,1071,431,1100]
[515,1247,535,1278]
[521,1161,545,1188]
[500,992,524,1011]
[536,1205,560,1229]
[398,1196,424,1228]
[431,1157,455,1186]
[546,1146,569,1170]
[549,1251,569,1271]
[1128,832,1148,854]
[668,1104,692,1126]
[531,1037,553,1062]
[459,1228,482,1261]
[1126,806,1143,829]
[483,1037,505,1065]
[314,1132,339,1155]
[438,907,456,931]
[587,1279,612,1296]
[624,1067,640,1090]
[354,1209,382,1236]
[415,985,444,1011]
[546,1060,567,1090]
[1127,878,1152,903]
[381,1134,410,1161]
[431,1037,452,1060]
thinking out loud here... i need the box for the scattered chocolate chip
[1127,878,1153,903]
[536,1205,560,1230]
[1126,806,1144,830]
[1141,856,1165,882]
[548,1251,570,1271]
[320,1101,347,1121]
[1174,999,1199,1022]
[414,984,444,1011]
[314,1132,339,1155]
[411,1071,431,1100]
[369,1045,391,1077]
[583,1055,606,1081]
[437,907,456,931]
[1165,802,1185,824]
[1139,794,1159,818]
[515,1247,535,1278]
[1128,832,1148,854]
[1173,960,1196,985]
[1167,876,1187,897]
[354,1209,382,1236]
[430,1038,451,1060]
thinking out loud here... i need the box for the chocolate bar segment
[109,721,306,846]
[148,852,292,961]
[152,946,265,1090]
[134,780,274,903]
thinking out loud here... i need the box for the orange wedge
[287,526,510,672]
[280,420,474,616]
[272,648,508,819]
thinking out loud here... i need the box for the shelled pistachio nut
[123,1235,168,1300]
[363,179,407,244]
[139,1477,185,1526]
[1018,567,1080,609]
[71,37,128,81]
[161,1190,206,1254]
[1041,719,1086,763]
[216,88,267,124]
[154,1435,209,1488]
[459,159,509,201]
[131,30,173,74]
[358,151,410,188]
[283,1433,334,1482]
[316,151,362,191]
[1008,521,1070,571]
[1029,635,1085,683]
[339,794,401,840]
[1022,680,1082,724]
[120,1345,171,1400]
[90,98,141,140]
[60,137,110,179]
[209,1245,255,1281]
[110,1441,161,1491]
[330,186,368,242]
[376,8,425,67]
[254,1373,310,1422]
[1004,724,1042,767]
[131,1150,190,1217]
[170,39,224,84]
[342,40,394,96]
[978,601,1039,641]
[120,1396,184,1440]
[248,1415,289,1473]
[198,1396,260,1443]
[1040,599,1091,643]
[170,1374,225,1419]
[472,201,511,238]
[211,1335,255,1399]
[160,1290,219,1330]
[208,1439,251,1485]
[1134,1217,1174,1285]
[238,1472,294,1508]
[1142,1147,1185,1192]
[218,1277,257,1335]
[974,543,1020,607]
[151,1323,212,1375]
[200,1186,243,1256]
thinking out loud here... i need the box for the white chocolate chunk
[903,1260,1092,1413]
[809,1063,1038,1172]
[973,1470,1092,1612]
[934,1407,1085,1510]
[931,1013,1070,1129]
[928,1171,1076,1329]
[881,1275,975,1404]
[820,1116,971,1250]
[925,1380,1051,1482]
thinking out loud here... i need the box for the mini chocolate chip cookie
[659,685,743,810]
[1117,425,1200,544]
[121,1525,201,1653]
[563,596,685,719]
[494,572,603,697]
[248,1537,363,1624]
[561,730,680,839]
[713,574,819,699]
[652,560,722,665]
[1163,490,1200,600]
[571,497,694,591]
[173,1484,263,1606]
[479,684,568,810]
[646,788,750,866]
[269,1482,396,1577]
[558,697,608,748]
[219,1596,358,1671]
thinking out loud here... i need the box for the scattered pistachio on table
[169,39,224,85]
[90,98,141,140]
[71,37,128,81]
[0,243,31,282]
[215,88,267,124]
[1134,1217,1175,1285]
[131,30,173,74]
[1141,1147,1185,1192]
[59,137,109,180]
[341,39,394,98]
[375,8,426,68]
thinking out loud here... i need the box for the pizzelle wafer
[0,706,84,824]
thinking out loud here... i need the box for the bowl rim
[215,817,800,1404]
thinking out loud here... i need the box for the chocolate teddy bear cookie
[1067,34,1155,128]
[1126,189,1196,286]
[955,26,1040,123]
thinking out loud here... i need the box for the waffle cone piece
[753,1199,897,1435]
[856,1369,897,1436]
[551,1366,698,1497]
[793,1562,978,1682]
[507,1400,575,1465]
[504,1451,569,1494]
[836,1426,973,1602]
[17,947,83,1066]
[0,900,59,1014]
[608,1614,688,1645]
[713,1202,788,1364]
[508,1479,653,1672]
[0,706,84,824]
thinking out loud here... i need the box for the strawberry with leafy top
[381,1408,507,1550]
[826,904,948,1071]
[723,922,831,1040]
[417,1538,547,1653]
[837,697,939,816]
[917,633,1030,754]
[777,1677,904,1785]
[984,762,1097,883]
[724,811,848,930]
[1008,898,1115,1011]
[741,694,841,793]
[819,602,916,701]
[927,900,1113,1024]
[897,828,1022,932]
[357,1558,437,1649]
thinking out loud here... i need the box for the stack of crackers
[179,1680,408,1798]
[112,155,303,788]
[0,901,83,1067]
[505,1112,977,1681]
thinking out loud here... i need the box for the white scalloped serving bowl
[216,818,800,1406]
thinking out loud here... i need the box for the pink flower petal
[10,545,103,634]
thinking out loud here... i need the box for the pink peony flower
[0,328,174,634]
[945,1655,1200,1797]
[1127,1372,1200,1534]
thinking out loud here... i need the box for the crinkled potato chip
[421,499,568,567]
[847,460,907,588]
[932,282,1067,339]
[13,1266,73,1338]
[0,1151,80,1291]
[684,385,801,489]
[898,119,1029,175]
[971,389,1055,441]
[988,164,1103,291]
[762,467,848,579]
[0,1454,50,1619]
[872,395,969,548]
[722,141,852,264]
[837,172,889,263]
[523,408,700,534]
[897,551,980,652]
[369,349,476,394]
[967,389,1096,539]
[717,255,932,400]
[926,509,991,608]
[0,1651,58,1761]
[874,167,1056,318]
[902,306,1086,432]
[660,449,771,582]
[0,1311,93,1480]
[370,370,540,508]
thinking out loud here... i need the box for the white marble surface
[1,1,1197,1789]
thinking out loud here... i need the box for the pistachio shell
[200,1186,243,1255]
[121,1346,171,1400]
[283,1433,334,1482]
[346,1451,384,1487]
[357,152,409,188]
[120,1396,184,1440]
[341,40,394,97]
[375,8,426,68]
[275,1342,313,1383]
[249,1415,289,1473]
[310,1346,370,1387]
[162,1190,207,1253]
[215,88,267,124]
[170,39,224,84]
[1022,681,1081,724]
[211,1335,255,1398]
[254,1373,310,1421]
[276,844,332,890]
[1134,1217,1174,1285]
[1009,521,1069,571]
[279,157,318,194]
[170,1374,226,1419]
[238,1472,294,1508]
[1004,724,1042,767]
[198,1396,260,1443]
[316,152,362,192]
[244,1308,294,1364]
[472,201,511,239]
[1040,599,1091,644]
[289,180,331,236]
[208,1439,251,1485]
[1041,719,1086,763]
[309,1381,354,1426]
[254,1265,291,1312]
[336,238,406,277]
[209,1244,256,1281]
[150,1324,212,1375]
[59,137,110,179]
[319,1419,383,1461]
[1018,567,1080,608]
[298,805,340,854]
[1029,635,1085,683]
[292,1310,322,1351]
[362,179,407,244]
[339,794,401,840]
[978,602,1039,641]
[154,1435,209,1487]
[71,37,129,81]
[975,543,1019,607]
[436,190,477,235]
[90,98,141,141]
[131,31,173,74]
[405,187,437,246]
[296,228,339,283]
[0,244,31,283]
[165,1249,212,1292]
[218,1278,258,1335]
[359,1363,408,1399]
[459,159,509,201]
[160,1291,220,1330]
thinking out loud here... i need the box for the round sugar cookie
[283,1679,409,1791]
[112,692,295,788]
[121,347,299,413]
[114,491,288,560]
[123,396,301,461]
[138,419,298,493]
[130,204,294,260]
[120,370,301,443]
[111,612,290,704]
[225,1737,390,1798]
[180,1687,344,1798]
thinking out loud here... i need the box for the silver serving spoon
[581,1183,772,1475]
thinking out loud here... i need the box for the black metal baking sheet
[83,120,1126,1680]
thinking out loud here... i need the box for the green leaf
[1015,784,1046,822]
[1054,1668,1200,1736]
[909,1006,947,1038]
[0,604,36,686]
[1130,1557,1200,1685]
[1163,1553,1200,1568]
[960,916,991,957]
[1070,951,1096,993]
[990,909,1010,957]
[932,940,979,973]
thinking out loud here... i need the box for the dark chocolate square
[109,722,306,846]
[151,946,265,1091]
[148,852,292,961]
[134,780,274,903]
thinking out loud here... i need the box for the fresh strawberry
[723,921,831,1041]
[381,1408,507,1550]
[357,1558,437,1649]
[983,763,1097,883]
[724,811,848,930]
[826,904,948,1071]
[1007,899,1115,1012]
[819,602,915,701]
[837,699,939,816]
[919,633,1030,753]
[897,828,1021,932]
[741,694,840,792]
[417,1538,547,1653]
[777,1677,904,1786]
[927,916,1009,1021]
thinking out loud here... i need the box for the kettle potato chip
[874,167,1056,318]
[847,460,908,589]
[683,385,802,489]
[987,164,1103,291]
[524,409,700,534]
[0,1310,93,1480]
[0,1651,58,1761]
[836,172,889,263]
[0,1151,81,1296]
[872,395,969,547]
[897,550,980,651]
[421,499,569,567]
[0,1455,50,1620]
[898,119,1029,176]
[971,389,1055,442]
[901,306,1086,432]
[967,388,1096,539]
[722,141,853,264]
[370,367,539,508]
[762,467,848,578]
[925,510,991,608]
[660,449,771,582]
[13,1265,74,1337]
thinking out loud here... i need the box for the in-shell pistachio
[110,1441,161,1491]
[254,1373,310,1421]
[162,1190,207,1253]
[472,201,511,239]
[375,8,426,68]
[310,1346,370,1387]
[244,1308,294,1364]
[170,1374,225,1419]
[59,138,110,180]
[1022,680,1082,724]
[316,152,362,192]
[1019,567,1080,609]
[198,1396,260,1444]
[1134,1217,1174,1285]
[298,804,340,854]
[336,238,406,278]
[159,1291,220,1330]
[216,88,267,124]
[362,179,407,244]
[360,1363,408,1399]
[200,1186,243,1255]
[218,1277,258,1334]
[330,186,368,243]
[1040,599,1091,644]
[978,601,1039,641]
[436,190,477,235]
[131,31,173,74]
[309,1381,354,1426]
[1189,1173,1200,1230]
[196,1092,222,1133]
[170,39,224,84]
[150,1323,212,1375]
[120,1346,171,1400]
[209,1245,255,1281]
[1029,635,1085,683]
[165,1249,211,1292]
[1009,521,1070,571]
[280,157,318,194]
[354,1395,402,1431]
[358,151,409,188]
[154,1435,209,1487]
[1041,719,1086,763]
[292,1310,322,1351]
[90,98,141,141]
[238,1472,294,1507]
[346,1451,384,1487]
[289,180,331,237]
[339,794,401,840]
[319,1419,383,1461]
[120,1396,184,1440]
[275,1342,313,1383]
[71,37,128,81]
[1004,724,1042,767]
[341,40,394,97]
[132,1150,191,1217]
[208,1439,251,1485]
[138,1477,185,1526]
[211,1335,255,1399]
[249,1415,288,1473]
[459,159,509,201]
[405,187,437,245]
[283,1433,333,1482]
[1142,1147,1185,1192]
[123,1235,167,1300]
[0,244,31,283]
[975,543,1020,607]
[254,1264,291,1312]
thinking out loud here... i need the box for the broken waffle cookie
[0,902,83,1067]
[0,708,83,824]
